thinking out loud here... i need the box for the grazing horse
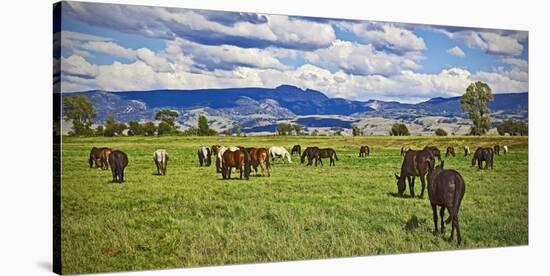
[301,146,320,164]
[359,145,370,157]
[153,149,169,175]
[211,145,221,155]
[98,147,112,170]
[198,146,211,166]
[494,145,501,155]
[247,147,271,176]
[291,145,302,155]
[395,149,435,198]
[108,150,128,183]
[427,161,466,244]
[269,146,292,163]
[221,149,251,180]
[424,146,442,161]
[445,147,455,157]
[401,146,411,156]
[463,146,470,156]
[312,148,339,166]
[503,145,509,154]
[89,147,101,168]
[215,146,229,173]
[471,147,494,169]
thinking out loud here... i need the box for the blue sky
[55,1,528,103]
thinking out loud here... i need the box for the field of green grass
[60,135,528,274]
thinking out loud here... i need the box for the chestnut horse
[246,147,271,176]
[359,145,370,157]
[427,160,466,244]
[99,148,112,170]
[445,147,455,157]
[221,149,251,180]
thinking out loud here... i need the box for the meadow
[60,135,528,274]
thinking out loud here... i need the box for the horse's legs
[408,176,415,197]
[455,214,462,244]
[420,175,426,198]
[431,204,438,235]
[439,207,446,235]
[120,168,124,183]
[111,167,116,182]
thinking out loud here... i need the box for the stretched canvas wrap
[53,1,529,274]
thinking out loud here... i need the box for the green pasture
[59,135,528,274]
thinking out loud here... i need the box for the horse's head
[395,173,406,196]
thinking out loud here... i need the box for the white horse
[269,146,292,163]
[198,146,211,166]
[153,149,169,175]
[503,145,509,154]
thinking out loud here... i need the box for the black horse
[471,147,494,169]
[300,146,319,164]
[427,161,466,244]
[108,150,128,183]
[198,146,212,166]
[291,145,301,155]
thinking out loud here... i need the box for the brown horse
[395,149,435,198]
[494,145,501,155]
[312,148,339,166]
[291,145,301,155]
[301,146,319,164]
[424,146,441,161]
[89,147,101,168]
[445,147,455,157]
[401,146,411,156]
[108,150,128,183]
[463,146,470,156]
[472,147,494,169]
[221,149,251,180]
[427,160,466,244]
[359,145,370,157]
[247,147,271,176]
[211,145,221,155]
[99,147,112,170]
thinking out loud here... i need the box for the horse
[463,146,470,156]
[198,146,211,167]
[424,146,442,161]
[98,147,112,170]
[359,145,370,157]
[153,149,169,175]
[211,145,221,155]
[108,150,128,183]
[215,146,228,173]
[291,145,301,155]
[247,147,271,176]
[221,149,251,180]
[445,147,455,157]
[427,160,466,244]
[471,147,494,169]
[395,148,435,198]
[401,146,411,156]
[269,146,292,163]
[503,145,509,154]
[494,145,501,155]
[301,147,320,164]
[312,148,339,166]
[89,147,101,168]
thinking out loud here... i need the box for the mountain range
[61,85,528,135]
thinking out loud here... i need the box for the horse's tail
[265,154,271,175]
[446,173,464,224]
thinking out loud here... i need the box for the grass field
[60,135,528,274]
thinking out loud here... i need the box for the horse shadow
[387,192,418,199]
[404,215,426,232]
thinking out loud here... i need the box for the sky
[54,2,529,103]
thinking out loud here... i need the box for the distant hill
[60,85,528,134]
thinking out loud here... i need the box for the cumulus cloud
[501,57,528,70]
[438,28,525,56]
[447,46,465,57]
[338,22,426,53]
[80,41,136,59]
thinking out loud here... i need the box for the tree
[460,81,494,135]
[434,128,448,136]
[352,125,363,136]
[95,125,104,136]
[497,119,528,136]
[276,123,293,135]
[63,95,96,136]
[233,125,241,136]
[311,129,319,136]
[155,109,179,134]
[157,121,175,135]
[293,124,304,136]
[197,115,210,136]
[391,123,410,136]
[103,115,127,137]
[127,120,143,136]
[142,122,157,136]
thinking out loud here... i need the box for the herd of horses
[87,142,510,245]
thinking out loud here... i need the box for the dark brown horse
[301,146,319,164]
[89,147,101,168]
[291,145,301,155]
[427,160,466,244]
[247,147,271,176]
[494,145,500,155]
[99,147,112,170]
[359,145,370,157]
[424,146,441,161]
[471,147,494,169]
[221,149,251,180]
[312,148,339,166]
[395,149,435,198]
[445,147,455,157]
[108,150,128,183]
[401,146,411,156]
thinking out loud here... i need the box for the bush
[391,123,410,136]
[497,119,528,136]
[435,128,448,136]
